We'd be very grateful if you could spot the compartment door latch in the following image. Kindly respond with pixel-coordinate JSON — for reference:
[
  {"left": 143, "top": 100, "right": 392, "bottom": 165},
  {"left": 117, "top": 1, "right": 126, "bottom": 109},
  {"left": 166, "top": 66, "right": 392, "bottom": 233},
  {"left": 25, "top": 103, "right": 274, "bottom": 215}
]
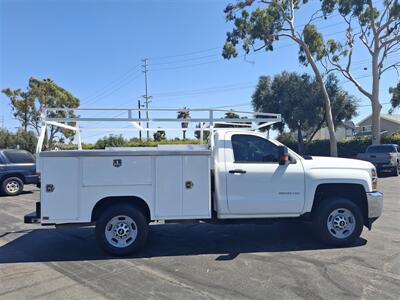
[
  {"left": 185, "top": 181, "right": 194, "bottom": 189},
  {"left": 46, "top": 184, "right": 55, "bottom": 193}
]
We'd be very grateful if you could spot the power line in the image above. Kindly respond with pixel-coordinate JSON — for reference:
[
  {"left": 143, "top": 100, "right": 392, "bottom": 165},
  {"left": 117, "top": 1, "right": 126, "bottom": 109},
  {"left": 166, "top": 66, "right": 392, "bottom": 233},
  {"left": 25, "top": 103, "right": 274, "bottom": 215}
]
[
  {"left": 152, "top": 82, "right": 255, "bottom": 97},
  {"left": 83, "top": 71, "right": 143, "bottom": 106},
  {"left": 148, "top": 27, "right": 363, "bottom": 73},
  {"left": 148, "top": 47, "right": 222, "bottom": 61},
  {"left": 147, "top": 16, "right": 347, "bottom": 62},
  {"left": 82, "top": 64, "right": 141, "bottom": 102}
]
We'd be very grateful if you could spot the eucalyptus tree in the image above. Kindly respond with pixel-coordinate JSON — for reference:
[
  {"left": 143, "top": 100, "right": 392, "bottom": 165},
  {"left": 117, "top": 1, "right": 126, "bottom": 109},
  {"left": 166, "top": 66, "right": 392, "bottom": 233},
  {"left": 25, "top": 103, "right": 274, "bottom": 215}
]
[
  {"left": 223, "top": 0, "right": 339, "bottom": 156},
  {"left": 313, "top": 0, "right": 400, "bottom": 143}
]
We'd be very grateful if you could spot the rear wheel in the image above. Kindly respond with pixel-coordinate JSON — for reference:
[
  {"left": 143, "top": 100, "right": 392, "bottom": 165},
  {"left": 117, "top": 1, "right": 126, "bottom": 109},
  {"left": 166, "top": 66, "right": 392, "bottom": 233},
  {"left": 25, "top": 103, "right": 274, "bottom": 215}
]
[
  {"left": 313, "top": 197, "right": 363, "bottom": 247},
  {"left": 2, "top": 177, "right": 24, "bottom": 196},
  {"left": 95, "top": 204, "right": 149, "bottom": 256}
]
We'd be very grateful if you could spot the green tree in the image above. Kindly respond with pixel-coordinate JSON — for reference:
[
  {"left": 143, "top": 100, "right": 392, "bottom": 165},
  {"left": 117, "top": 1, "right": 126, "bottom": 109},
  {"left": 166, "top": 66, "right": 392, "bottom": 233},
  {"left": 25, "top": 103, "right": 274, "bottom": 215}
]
[
  {"left": 223, "top": 0, "right": 339, "bottom": 156},
  {"left": 252, "top": 72, "right": 357, "bottom": 154},
  {"left": 177, "top": 107, "right": 190, "bottom": 140},
  {"left": 0, "top": 128, "right": 38, "bottom": 153},
  {"left": 94, "top": 135, "right": 127, "bottom": 149},
  {"left": 0, "top": 89, "right": 32, "bottom": 132},
  {"left": 194, "top": 123, "right": 210, "bottom": 141},
  {"left": 224, "top": 110, "right": 240, "bottom": 119},
  {"left": 194, "top": 110, "right": 250, "bottom": 140},
  {"left": 317, "top": 0, "right": 400, "bottom": 144},
  {"left": 153, "top": 129, "right": 167, "bottom": 141},
  {"left": 389, "top": 81, "right": 400, "bottom": 114},
  {"left": 2, "top": 77, "right": 80, "bottom": 149}
]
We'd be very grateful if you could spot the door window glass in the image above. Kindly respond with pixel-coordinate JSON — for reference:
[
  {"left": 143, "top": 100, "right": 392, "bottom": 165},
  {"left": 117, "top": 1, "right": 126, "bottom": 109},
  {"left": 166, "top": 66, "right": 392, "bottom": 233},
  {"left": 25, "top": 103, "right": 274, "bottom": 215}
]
[
  {"left": 3, "top": 150, "right": 35, "bottom": 163},
  {"left": 231, "top": 134, "right": 278, "bottom": 163}
]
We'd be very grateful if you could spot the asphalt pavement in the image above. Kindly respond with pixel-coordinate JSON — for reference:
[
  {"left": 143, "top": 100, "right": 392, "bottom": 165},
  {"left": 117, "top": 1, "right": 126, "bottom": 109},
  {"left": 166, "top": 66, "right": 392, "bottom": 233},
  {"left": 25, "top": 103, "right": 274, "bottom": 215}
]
[{"left": 0, "top": 177, "right": 399, "bottom": 299}]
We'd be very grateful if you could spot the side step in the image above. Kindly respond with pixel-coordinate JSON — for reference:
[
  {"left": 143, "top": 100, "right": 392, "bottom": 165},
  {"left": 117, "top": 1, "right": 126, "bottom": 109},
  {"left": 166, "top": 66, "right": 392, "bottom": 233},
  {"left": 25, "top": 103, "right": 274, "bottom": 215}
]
[{"left": 24, "top": 202, "right": 41, "bottom": 224}]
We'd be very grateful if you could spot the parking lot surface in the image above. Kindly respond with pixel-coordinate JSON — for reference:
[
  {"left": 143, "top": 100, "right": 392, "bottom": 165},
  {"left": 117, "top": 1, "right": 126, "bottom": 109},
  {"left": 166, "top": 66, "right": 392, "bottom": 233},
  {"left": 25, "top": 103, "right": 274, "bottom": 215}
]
[{"left": 0, "top": 177, "right": 399, "bottom": 299}]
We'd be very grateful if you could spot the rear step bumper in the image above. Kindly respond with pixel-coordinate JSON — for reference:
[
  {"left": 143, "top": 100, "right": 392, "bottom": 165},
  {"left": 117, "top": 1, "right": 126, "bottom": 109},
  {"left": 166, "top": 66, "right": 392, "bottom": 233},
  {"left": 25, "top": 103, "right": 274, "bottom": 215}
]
[{"left": 24, "top": 202, "right": 41, "bottom": 224}]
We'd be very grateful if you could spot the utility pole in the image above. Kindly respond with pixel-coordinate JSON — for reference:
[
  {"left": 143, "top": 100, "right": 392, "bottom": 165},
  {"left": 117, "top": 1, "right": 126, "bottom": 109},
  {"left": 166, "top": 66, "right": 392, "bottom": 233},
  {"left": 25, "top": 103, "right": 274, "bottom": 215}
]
[
  {"left": 137, "top": 99, "right": 142, "bottom": 141},
  {"left": 142, "top": 58, "right": 152, "bottom": 140}
]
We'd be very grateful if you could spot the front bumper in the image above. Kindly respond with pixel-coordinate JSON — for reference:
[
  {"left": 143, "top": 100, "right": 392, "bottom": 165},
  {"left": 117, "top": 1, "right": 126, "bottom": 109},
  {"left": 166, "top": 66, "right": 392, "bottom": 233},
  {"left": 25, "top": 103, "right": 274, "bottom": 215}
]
[
  {"left": 366, "top": 191, "right": 383, "bottom": 229},
  {"left": 374, "top": 163, "right": 396, "bottom": 171}
]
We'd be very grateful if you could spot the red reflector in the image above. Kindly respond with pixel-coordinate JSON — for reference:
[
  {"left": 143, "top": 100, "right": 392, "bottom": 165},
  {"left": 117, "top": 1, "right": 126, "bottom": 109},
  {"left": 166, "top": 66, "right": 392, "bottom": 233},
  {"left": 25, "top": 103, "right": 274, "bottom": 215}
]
[{"left": 42, "top": 216, "right": 49, "bottom": 220}]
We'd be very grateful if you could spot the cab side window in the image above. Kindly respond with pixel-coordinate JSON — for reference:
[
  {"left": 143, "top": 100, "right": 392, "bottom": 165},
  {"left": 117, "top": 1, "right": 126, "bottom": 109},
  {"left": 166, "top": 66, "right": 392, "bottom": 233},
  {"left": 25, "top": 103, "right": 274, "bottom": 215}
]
[{"left": 231, "top": 134, "right": 278, "bottom": 163}]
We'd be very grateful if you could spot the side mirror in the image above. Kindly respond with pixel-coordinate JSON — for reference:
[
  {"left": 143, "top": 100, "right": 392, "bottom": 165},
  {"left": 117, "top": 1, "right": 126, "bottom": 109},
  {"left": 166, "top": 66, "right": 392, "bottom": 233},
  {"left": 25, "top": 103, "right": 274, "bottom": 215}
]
[{"left": 278, "top": 145, "right": 289, "bottom": 165}]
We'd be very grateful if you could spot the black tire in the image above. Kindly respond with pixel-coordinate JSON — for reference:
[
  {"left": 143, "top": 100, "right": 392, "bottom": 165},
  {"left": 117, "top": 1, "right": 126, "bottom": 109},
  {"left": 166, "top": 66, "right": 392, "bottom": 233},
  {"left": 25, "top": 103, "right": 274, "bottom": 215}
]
[
  {"left": 2, "top": 177, "right": 24, "bottom": 196},
  {"left": 95, "top": 204, "right": 149, "bottom": 256},
  {"left": 312, "top": 197, "right": 363, "bottom": 247}
]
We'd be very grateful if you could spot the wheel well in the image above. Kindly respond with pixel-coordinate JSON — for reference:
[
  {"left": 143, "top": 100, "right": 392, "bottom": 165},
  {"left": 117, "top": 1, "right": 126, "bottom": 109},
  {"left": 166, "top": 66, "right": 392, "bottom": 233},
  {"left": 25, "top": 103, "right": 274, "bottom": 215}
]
[
  {"left": 312, "top": 183, "right": 368, "bottom": 227},
  {"left": 1, "top": 174, "right": 25, "bottom": 184},
  {"left": 91, "top": 196, "right": 151, "bottom": 223}
]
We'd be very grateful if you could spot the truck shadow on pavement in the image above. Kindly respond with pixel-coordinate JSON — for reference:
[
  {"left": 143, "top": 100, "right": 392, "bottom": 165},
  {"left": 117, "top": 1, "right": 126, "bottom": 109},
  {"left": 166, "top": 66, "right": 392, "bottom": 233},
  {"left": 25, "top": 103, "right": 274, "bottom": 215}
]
[{"left": 0, "top": 222, "right": 367, "bottom": 263}]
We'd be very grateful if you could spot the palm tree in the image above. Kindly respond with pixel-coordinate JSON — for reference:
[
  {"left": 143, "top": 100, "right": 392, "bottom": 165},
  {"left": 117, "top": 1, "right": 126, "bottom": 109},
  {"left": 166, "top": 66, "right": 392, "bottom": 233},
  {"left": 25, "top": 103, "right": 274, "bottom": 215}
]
[
  {"left": 177, "top": 107, "right": 190, "bottom": 140},
  {"left": 224, "top": 110, "right": 240, "bottom": 119}
]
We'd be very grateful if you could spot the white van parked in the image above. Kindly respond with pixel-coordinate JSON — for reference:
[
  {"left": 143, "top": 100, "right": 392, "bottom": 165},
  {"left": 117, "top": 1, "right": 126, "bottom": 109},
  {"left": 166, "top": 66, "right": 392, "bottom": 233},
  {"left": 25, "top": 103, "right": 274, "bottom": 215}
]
[{"left": 25, "top": 108, "right": 383, "bottom": 255}]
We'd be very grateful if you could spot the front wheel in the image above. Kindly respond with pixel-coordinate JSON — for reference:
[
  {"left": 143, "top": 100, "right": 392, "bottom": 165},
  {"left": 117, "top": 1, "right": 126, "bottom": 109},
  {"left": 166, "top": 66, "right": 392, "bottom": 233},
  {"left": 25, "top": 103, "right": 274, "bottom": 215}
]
[
  {"left": 95, "top": 204, "right": 149, "bottom": 256},
  {"left": 2, "top": 177, "right": 24, "bottom": 196},
  {"left": 313, "top": 198, "right": 363, "bottom": 247}
]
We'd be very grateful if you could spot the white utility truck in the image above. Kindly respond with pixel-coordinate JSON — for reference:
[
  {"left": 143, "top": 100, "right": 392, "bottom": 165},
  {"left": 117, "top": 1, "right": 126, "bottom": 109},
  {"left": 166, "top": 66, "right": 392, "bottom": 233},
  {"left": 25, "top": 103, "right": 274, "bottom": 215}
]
[{"left": 25, "top": 108, "right": 383, "bottom": 255}]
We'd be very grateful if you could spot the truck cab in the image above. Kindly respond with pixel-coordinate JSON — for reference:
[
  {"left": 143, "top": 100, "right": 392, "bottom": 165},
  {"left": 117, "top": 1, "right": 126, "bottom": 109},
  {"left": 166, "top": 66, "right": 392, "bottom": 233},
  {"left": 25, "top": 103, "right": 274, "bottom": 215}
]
[{"left": 213, "top": 130, "right": 381, "bottom": 225}]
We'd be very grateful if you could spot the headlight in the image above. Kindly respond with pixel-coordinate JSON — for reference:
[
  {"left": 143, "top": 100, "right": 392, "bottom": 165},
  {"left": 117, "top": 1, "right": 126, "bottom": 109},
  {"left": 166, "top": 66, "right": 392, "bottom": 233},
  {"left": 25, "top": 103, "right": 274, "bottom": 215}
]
[{"left": 371, "top": 168, "right": 378, "bottom": 190}]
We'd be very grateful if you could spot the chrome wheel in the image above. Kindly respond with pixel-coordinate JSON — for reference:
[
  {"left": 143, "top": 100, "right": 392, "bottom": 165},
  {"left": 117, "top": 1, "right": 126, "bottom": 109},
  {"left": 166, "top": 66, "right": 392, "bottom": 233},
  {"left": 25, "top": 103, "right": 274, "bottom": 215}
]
[
  {"left": 105, "top": 215, "right": 138, "bottom": 248},
  {"left": 6, "top": 180, "right": 20, "bottom": 194},
  {"left": 327, "top": 208, "right": 356, "bottom": 239}
]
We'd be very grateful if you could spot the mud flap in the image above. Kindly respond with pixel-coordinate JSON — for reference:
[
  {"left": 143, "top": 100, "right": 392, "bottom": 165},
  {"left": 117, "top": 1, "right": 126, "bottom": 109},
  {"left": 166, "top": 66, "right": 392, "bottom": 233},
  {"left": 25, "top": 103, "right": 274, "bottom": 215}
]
[{"left": 24, "top": 202, "right": 41, "bottom": 224}]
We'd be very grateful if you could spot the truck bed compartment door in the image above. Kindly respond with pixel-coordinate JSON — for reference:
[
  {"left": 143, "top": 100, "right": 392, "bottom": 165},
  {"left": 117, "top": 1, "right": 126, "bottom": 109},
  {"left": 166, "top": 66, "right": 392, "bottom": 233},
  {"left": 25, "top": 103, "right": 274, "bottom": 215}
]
[
  {"left": 182, "top": 156, "right": 211, "bottom": 217},
  {"left": 155, "top": 155, "right": 211, "bottom": 219},
  {"left": 41, "top": 157, "right": 79, "bottom": 221},
  {"left": 155, "top": 156, "right": 182, "bottom": 217}
]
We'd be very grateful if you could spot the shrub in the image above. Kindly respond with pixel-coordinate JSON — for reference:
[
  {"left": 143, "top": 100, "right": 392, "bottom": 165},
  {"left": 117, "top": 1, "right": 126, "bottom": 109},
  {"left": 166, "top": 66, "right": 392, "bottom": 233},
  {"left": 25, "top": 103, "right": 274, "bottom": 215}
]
[
  {"left": 0, "top": 128, "right": 38, "bottom": 153},
  {"left": 280, "top": 134, "right": 400, "bottom": 157}
]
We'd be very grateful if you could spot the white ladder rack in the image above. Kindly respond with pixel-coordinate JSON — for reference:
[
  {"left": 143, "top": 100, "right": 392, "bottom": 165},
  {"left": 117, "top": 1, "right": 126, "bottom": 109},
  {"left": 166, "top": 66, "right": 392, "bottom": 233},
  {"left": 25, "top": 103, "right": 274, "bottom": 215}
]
[{"left": 36, "top": 107, "right": 282, "bottom": 153}]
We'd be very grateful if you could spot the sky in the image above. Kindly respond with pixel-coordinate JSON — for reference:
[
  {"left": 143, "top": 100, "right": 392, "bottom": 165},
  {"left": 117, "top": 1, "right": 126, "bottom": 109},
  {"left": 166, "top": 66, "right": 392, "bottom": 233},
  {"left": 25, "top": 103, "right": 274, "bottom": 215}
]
[{"left": 0, "top": 0, "right": 398, "bottom": 142}]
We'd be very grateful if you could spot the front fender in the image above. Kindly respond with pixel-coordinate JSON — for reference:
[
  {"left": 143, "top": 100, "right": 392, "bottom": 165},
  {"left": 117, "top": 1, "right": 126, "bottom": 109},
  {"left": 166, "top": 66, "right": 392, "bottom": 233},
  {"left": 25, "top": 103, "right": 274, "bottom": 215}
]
[{"left": 303, "top": 168, "right": 371, "bottom": 213}]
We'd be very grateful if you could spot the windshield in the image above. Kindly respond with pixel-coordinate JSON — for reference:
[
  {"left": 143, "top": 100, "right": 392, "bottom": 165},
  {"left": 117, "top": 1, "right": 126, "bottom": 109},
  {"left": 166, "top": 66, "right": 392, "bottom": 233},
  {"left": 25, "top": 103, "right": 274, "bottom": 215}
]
[{"left": 366, "top": 145, "right": 396, "bottom": 154}]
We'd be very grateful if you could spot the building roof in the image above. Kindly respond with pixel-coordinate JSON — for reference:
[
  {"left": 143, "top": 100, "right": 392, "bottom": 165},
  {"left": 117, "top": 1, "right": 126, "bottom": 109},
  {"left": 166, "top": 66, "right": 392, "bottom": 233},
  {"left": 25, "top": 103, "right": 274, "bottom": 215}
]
[
  {"left": 357, "top": 114, "right": 400, "bottom": 126},
  {"left": 382, "top": 114, "right": 400, "bottom": 124}
]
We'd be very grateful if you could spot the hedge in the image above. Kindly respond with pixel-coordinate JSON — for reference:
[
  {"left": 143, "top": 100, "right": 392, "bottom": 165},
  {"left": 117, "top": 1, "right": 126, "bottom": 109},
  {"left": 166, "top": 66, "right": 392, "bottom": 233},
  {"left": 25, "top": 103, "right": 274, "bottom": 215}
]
[
  {"left": 282, "top": 133, "right": 400, "bottom": 158},
  {"left": 58, "top": 138, "right": 200, "bottom": 150}
]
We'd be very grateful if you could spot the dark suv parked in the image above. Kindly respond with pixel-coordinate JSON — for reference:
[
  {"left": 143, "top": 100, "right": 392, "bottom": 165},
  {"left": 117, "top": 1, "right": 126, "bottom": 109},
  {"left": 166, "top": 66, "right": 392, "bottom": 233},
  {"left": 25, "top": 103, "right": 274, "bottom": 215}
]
[{"left": 0, "top": 149, "right": 38, "bottom": 196}]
